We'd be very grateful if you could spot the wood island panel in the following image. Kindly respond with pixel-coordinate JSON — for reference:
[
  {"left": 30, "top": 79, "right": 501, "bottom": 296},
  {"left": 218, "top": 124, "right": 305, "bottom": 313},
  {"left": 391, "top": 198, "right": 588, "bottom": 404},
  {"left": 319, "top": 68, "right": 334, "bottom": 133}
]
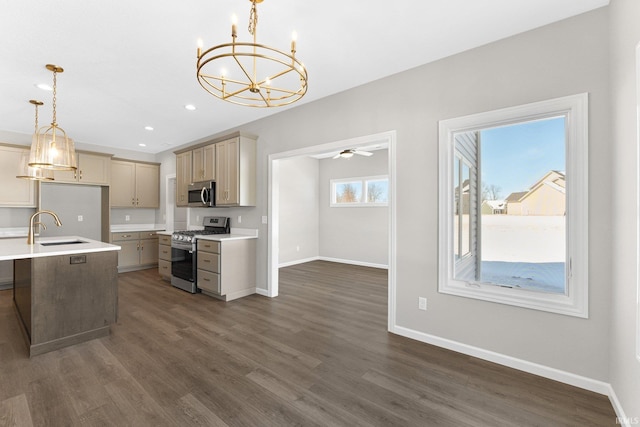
[{"left": 13, "top": 250, "right": 118, "bottom": 357}]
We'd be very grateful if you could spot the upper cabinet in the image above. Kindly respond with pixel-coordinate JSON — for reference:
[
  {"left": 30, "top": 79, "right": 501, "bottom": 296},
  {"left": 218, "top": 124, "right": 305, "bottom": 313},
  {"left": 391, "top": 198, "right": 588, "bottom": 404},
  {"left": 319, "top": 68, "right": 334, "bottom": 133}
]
[
  {"left": 111, "top": 160, "right": 160, "bottom": 208},
  {"left": 192, "top": 144, "right": 215, "bottom": 182},
  {"left": 0, "top": 144, "right": 36, "bottom": 207},
  {"left": 175, "top": 132, "right": 256, "bottom": 208},
  {"left": 215, "top": 135, "right": 256, "bottom": 207},
  {"left": 54, "top": 152, "right": 111, "bottom": 185},
  {"left": 175, "top": 151, "right": 192, "bottom": 207}
]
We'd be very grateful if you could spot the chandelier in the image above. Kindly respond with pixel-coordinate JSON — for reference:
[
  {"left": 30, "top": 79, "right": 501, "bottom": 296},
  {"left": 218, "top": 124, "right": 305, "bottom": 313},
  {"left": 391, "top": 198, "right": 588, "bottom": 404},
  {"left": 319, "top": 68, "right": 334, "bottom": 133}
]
[
  {"left": 16, "top": 100, "right": 54, "bottom": 181},
  {"left": 28, "top": 64, "right": 77, "bottom": 170},
  {"left": 196, "top": 0, "right": 308, "bottom": 108}
]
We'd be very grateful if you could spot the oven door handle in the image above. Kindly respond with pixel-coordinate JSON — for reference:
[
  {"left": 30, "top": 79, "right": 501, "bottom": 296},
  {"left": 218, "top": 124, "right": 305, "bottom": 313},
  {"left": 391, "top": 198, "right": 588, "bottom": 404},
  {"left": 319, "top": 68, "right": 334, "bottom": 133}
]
[{"left": 200, "top": 187, "right": 209, "bottom": 205}]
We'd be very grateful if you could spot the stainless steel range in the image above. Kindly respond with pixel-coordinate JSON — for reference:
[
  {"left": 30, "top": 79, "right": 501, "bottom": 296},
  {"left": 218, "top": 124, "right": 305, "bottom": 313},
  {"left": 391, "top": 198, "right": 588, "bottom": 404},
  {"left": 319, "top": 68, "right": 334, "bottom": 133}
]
[{"left": 170, "top": 216, "right": 230, "bottom": 293}]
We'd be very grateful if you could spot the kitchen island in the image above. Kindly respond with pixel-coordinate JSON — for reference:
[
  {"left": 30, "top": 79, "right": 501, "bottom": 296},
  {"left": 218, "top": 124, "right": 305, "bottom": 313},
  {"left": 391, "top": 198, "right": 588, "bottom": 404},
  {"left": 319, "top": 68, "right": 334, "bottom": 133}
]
[{"left": 0, "top": 236, "right": 120, "bottom": 357}]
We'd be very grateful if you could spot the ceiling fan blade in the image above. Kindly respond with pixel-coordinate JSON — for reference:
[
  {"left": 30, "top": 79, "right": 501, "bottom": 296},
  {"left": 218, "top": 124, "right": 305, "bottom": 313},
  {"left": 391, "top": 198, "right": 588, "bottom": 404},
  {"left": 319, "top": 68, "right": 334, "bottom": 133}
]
[{"left": 354, "top": 150, "right": 373, "bottom": 156}]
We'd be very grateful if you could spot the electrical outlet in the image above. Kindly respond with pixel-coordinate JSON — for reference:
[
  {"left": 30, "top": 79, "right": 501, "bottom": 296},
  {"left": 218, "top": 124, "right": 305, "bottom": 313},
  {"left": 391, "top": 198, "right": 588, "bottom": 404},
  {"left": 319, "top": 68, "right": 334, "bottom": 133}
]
[
  {"left": 237, "top": 215, "right": 242, "bottom": 224},
  {"left": 196, "top": 215, "right": 200, "bottom": 222},
  {"left": 296, "top": 245, "right": 300, "bottom": 252},
  {"left": 418, "top": 297, "right": 427, "bottom": 311},
  {"left": 125, "top": 215, "right": 130, "bottom": 222},
  {"left": 261, "top": 216, "right": 268, "bottom": 224},
  {"left": 77, "top": 215, "right": 83, "bottom": 222}
]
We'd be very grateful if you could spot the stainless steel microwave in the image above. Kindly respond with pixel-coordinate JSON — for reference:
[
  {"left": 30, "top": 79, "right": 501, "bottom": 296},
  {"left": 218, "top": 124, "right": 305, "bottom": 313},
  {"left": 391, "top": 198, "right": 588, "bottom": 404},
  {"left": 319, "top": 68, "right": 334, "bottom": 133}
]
[{"left": 187, "top": 181, "right": 216, "bottom": 207}]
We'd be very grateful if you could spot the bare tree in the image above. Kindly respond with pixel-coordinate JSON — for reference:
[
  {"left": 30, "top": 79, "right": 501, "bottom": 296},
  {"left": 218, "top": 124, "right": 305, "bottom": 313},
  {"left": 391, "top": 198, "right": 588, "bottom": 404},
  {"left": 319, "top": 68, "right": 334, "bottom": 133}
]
[
  {"left": 367, "top": 183, "right": 383, "bottom": 202},
  {"left": 482, "top": 182, "right": 502, "bottom": 201},
  {"left": 337, "top": 183, "right": 359, "bottom": 203}
]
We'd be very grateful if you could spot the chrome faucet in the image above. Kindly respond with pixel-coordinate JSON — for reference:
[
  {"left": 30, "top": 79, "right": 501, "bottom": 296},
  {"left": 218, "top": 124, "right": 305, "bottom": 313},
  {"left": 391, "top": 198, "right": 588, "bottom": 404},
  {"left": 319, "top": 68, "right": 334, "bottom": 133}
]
[{"left": 27, "top": 210, "right": 62, "bottom": 245}]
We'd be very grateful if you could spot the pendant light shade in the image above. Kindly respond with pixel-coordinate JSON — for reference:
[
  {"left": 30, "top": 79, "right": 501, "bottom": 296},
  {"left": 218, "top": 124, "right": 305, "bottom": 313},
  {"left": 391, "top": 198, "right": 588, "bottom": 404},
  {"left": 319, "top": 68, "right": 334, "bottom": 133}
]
[
  {"left": 16, "top": 100, "right": 54, "bottom": 181},
  {"left": 28, "top": 64, "right": 77, "bottom": 171}
]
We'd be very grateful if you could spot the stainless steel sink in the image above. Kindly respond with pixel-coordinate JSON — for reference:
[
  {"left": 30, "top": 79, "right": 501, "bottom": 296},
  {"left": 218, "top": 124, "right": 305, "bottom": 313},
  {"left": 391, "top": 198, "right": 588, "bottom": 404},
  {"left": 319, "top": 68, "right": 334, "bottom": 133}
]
[{"left": 39, "top": 240, "right": 88, "bottom": 246}]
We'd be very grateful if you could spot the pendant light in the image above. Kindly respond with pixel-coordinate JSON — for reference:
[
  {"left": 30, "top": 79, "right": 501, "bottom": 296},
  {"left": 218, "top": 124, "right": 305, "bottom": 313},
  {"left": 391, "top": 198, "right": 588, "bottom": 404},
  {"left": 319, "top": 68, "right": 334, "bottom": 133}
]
[
  {"left": 28, "top": 64, "right": 77, "bottom": 171},
  {"left": 16, "top": 100, "right": 54, "bottom": 181}
]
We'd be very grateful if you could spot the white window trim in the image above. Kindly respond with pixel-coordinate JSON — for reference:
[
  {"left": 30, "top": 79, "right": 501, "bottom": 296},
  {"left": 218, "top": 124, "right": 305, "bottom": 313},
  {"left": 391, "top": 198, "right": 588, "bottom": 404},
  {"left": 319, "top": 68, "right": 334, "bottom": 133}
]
[
  {"left": 438, "top": 93, "right": 589, "bottom": 318},
  {"left": 330, "top": 175, "right": 389, "bottom": 207}
]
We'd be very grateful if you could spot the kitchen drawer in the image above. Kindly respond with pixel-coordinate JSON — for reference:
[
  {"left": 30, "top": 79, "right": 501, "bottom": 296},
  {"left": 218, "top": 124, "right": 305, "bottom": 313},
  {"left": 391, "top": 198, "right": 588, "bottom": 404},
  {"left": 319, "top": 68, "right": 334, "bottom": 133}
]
[
  {"left": 197, "top": 269, "right": 220, "bottom": 294},
  {"left": 158, "top": 244, "right": 171, "bottom": 261},
  {"left": 140, "top": 231, "right": 158, "bottom": 240},
  {"left": 197, "top": 240, "right": 220, "bottom": 254},
  {"left": 159, "top": 234, "right": 171, "bottom": 245},
  {"left": 197, "top": 251, "right": 219, "bottom": 273},
  {"left": 158, "top": 259, "right": 171, "bottom": 278},
  {"left": 112, "top": 232, "right": 140, "bottom": 242}
]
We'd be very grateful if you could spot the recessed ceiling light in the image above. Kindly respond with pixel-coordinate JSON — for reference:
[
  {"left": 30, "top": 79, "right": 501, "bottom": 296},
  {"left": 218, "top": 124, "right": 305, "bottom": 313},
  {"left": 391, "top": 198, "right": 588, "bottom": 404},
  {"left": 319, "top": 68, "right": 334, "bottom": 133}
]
[
  {"left": 139, "top": 143, "right": 147, "bottom": 147},
  {"left": 184, "top": 104, "right": 196, "bottom": 111},
  {"left": 144, "top": 126, "right": 154, "bottom": 131},
  {"left": 35, "top": 83, "right": 52, "bottom": 91}
]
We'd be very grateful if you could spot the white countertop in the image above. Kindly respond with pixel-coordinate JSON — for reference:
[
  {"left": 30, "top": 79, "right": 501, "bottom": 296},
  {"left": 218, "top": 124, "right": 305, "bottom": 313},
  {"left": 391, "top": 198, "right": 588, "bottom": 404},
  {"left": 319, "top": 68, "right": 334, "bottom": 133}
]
[
  {"left": 0, "top": 236, "right": 121, "bottom": 261},
  {"left": 0, "top": 228, "right": 30, "bottom": 238},
  {"left": 110, "top": 224, "right": 166, "bottom": 232},
  {"left": 197, "top": 234, "right": 258, "bottom": 242},
  {"left": 156, "top": 228, "right": 258, "bottom": 241}
]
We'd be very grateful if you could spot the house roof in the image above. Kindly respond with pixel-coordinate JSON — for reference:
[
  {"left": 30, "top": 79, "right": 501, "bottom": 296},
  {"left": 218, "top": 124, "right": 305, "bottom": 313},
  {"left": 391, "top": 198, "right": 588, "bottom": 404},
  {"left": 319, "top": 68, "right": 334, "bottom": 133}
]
[{"left": 506, "top": 192, "right": 528, "bottom": 203}]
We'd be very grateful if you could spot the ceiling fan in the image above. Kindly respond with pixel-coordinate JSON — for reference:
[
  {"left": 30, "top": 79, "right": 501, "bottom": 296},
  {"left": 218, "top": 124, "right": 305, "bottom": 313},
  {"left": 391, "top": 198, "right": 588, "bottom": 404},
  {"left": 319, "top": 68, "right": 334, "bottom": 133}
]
[{"left": 332, "top": 148, "right": 373, "bottom": 159}]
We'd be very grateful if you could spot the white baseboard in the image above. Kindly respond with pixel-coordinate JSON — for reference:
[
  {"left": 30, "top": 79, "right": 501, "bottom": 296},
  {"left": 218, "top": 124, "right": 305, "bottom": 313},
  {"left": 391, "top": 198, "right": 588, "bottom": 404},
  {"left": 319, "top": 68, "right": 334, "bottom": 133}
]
[
  {"left": 608, "top": 385, "right": 635, "bottom": 427},
  {"left": 255, "top": 287, "right": 270, "bottom": 297},
  {"left": 318, "top": 256, "right": 388, "bottom": 270},
  {"left": 278, "top": 256, "right": 388, "bottom": 270},
  {"left": 391, "top": 324, "right": 611, "bottom": 396},
  {"left": 278, "top": 256, "right": 320, "bottom": 268}
]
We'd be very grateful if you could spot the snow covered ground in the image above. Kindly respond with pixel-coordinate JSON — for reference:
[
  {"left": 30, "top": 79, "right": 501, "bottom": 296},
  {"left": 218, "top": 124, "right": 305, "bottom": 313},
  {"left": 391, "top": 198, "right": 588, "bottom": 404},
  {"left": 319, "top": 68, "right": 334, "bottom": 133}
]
[{"left": 480, "top": 215, "right": 565, "bottom": 293}]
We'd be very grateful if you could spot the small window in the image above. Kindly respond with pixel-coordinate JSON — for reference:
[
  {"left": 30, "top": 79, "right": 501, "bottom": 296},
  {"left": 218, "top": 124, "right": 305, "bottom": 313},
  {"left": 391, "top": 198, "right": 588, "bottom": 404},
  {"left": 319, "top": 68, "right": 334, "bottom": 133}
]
[
  {"left": 331, "top": 175, "right": 388, "bottom": 207},
  {"left": 438, "top": 94, "right": 588, "bottom": 318}
]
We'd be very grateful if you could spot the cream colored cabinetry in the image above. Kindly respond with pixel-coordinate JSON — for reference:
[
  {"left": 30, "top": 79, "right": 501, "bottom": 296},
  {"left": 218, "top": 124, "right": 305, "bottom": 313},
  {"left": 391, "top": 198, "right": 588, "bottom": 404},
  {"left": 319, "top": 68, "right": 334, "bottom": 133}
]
[
  {"left": 112, "top": 231, "right": 159, "bottom": 272},
  {"left": 215, "top": 135, "right": 256, "bottom": 206},
  {"left": 176, "top": 151, "right": 192, "bottom": 207},
  {"left": 196, "top": 238, "right": 256, "bottom": 301},
  {"left": 0, "top": 145, "right": 36, "bottom": 207},
  {"left": 192, "top": 144, "right": 215, "bottom": 182},
  {"left": 158, "top": 234, "right": 171, "bottom": 280},
  {"left": 54, "top": 152, "right": 111, "bottom": 185},
  {"left": 111, "top": 160, "right": 160, "bottom": 208}
]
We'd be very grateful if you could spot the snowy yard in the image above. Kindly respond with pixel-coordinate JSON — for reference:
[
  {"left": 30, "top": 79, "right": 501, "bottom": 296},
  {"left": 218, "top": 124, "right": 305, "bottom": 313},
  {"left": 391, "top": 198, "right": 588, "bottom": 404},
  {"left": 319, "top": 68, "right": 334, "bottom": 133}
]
[{"left": 481, "top": 215, "right": 565, "bottom": 293}]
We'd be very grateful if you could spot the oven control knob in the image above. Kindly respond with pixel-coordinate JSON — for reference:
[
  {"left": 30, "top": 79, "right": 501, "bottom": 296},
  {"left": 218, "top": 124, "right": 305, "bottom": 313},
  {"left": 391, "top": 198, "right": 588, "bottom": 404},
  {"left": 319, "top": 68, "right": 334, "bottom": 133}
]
[{"left": 178, "top": 235, "right": 184, "bottom": 241}]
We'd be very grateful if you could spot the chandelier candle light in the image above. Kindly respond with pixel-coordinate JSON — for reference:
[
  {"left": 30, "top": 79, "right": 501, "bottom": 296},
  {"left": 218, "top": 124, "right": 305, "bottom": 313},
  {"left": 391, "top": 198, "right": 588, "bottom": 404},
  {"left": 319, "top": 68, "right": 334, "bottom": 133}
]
[
  {"left": 196, "top": 0, "right": 308, "bottom": 107},
  {"left": 16, "top": 100, "right": 54, "bottom": 181},
  {"left": 28, "top": 64, "right": 77, "bottom": 171}
]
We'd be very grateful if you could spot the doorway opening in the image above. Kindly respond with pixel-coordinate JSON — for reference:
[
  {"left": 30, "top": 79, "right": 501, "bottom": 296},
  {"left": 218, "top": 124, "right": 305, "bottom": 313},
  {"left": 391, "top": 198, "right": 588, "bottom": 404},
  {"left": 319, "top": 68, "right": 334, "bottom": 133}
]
[{"left": 267, "top": 131, "right": 397, "bottom": 330}]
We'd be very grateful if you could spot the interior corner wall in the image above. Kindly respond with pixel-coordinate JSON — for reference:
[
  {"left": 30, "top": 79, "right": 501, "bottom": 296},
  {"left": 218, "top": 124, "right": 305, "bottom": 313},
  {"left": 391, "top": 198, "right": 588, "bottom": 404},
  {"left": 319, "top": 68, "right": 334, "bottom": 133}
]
[
  {"left": 277, "top": 156, "right": 320, "bottom": 265},
  {"left": 318, "top": 150, "right": 389, "bottom": 267},
  {"left": 155, "top": 7, "right": 611, "bottom": 384},
  {"left": 609, "top": 0, "right": 640, "bottom": 420}
]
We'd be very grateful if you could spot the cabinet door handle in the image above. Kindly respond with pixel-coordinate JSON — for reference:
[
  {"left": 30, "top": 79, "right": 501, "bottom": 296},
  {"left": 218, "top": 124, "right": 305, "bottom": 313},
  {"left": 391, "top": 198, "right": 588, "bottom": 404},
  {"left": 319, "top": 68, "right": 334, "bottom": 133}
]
[
  {"left": 132, "top": 198, "right": 135, "bottom": 205},
  {"left": 122, "top": 234, "right": 131, "bottom": 238},
  {"left": 79, "top": 170, "right": 83, "bottom": 180},
  {"left": 204, "top": 278, "right": 211, "bottom": 282},
  {"left": 204, "top": 259, "right": 210, "bottom": 263}
]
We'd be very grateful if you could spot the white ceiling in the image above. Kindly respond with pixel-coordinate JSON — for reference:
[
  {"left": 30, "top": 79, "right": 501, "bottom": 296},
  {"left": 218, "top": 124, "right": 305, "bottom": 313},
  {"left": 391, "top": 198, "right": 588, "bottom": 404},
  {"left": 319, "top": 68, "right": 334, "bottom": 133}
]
[{"left": 0, "top": 0, "right": 608, "bottom": 155}]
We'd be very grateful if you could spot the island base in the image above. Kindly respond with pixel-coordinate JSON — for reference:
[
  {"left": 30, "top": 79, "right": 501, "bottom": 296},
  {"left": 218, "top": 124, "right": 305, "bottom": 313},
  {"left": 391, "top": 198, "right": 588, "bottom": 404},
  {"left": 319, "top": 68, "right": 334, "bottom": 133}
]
[{"left": 13, "top": 251, "right": 118, "bottom": 357}]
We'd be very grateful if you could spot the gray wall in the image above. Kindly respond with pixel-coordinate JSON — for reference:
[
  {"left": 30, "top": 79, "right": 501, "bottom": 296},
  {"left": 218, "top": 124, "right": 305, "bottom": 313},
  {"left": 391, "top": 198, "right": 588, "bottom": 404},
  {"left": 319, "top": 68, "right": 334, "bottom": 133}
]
[
  {"left": 156, "top": 8, "right": 612, "bottom": 382},
  {"left": 319, "top": 150, "right": 388, "bottom": 266},
  {"left": 609, "top": 0, "right": 640, "bottom": 419},
  {"left": 278, "top": 156, "right": 319, "bottom": 265},
  {"left": 40, "top": 182, "right": 102, "bottom": 241}
]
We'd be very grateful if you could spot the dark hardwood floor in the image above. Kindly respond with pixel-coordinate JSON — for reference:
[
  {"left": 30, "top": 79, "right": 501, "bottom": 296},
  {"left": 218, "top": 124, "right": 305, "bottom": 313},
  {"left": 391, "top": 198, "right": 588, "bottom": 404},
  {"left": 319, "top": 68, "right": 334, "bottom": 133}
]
[{"left": 0, "top": 261, "right": 616, "bottom": 426}]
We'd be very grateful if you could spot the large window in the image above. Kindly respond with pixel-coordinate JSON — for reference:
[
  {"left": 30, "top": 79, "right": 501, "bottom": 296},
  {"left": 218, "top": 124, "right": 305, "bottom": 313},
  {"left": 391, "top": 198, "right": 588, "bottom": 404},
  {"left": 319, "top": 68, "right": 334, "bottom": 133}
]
[
  {"left": 331, "top": 175, "right": 388, "bottom": 207},
  {"left": 438, "top": 94, "right": 588, "bottom": 317}
]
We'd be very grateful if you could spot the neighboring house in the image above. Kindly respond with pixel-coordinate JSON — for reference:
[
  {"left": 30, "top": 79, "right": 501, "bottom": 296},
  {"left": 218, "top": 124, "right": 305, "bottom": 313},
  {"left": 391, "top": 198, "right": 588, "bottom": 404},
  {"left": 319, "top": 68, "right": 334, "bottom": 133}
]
[
  {"left": 505, "top": 191, "right": 528, "bottom": 215},
  {"left": 506, "top": 171, "right": 566, "bottom": 215},
  {"left": 481, "top": 199, "right": 506, "bottom": 215}
]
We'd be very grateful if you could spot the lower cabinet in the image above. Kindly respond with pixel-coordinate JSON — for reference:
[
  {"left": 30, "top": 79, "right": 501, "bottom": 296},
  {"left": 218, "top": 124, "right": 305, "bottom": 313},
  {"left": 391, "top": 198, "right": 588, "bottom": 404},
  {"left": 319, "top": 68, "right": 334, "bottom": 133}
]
[
  {"left": 196, "top": 238, "right": 256, "bottom": 301},
  {"left": 158, "top": 234, "right": 171, "bottom": 280},
  {"left": 111, "top": 231, "right": 159, "bottom": 272}
]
